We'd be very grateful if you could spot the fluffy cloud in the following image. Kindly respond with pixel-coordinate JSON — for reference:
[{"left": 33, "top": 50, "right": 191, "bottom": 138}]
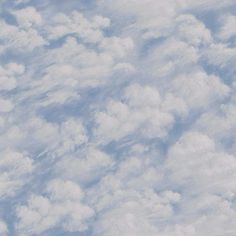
[
  {"left": 217, "top": 14, "right": 236, "bottom": 41},
  {"left": 204, "top": 43, "right": 236, "bottom": 78},
  {"left": 92, "top": 185, "right": 180, "bottom": 236},
  {"left": 174, "top": 14, "right": 212, "bottom": 46},
  {"left": 0, "top": 98, "right": 14, "bottom": 113},
  {"left": 16, "top": 179, "right": 94, "bottom": 235},
  {"left": 145, "top": 38, "right": 199, "bottom": 77},
  {"left": 194, "top": 101, "right": 236, "bottom": 153},
  {"left": 0, "top": 149, "right": 34, "bottom": 199},
  {"left": 0, "top": 19, "right": 46, "bottom": 53},
  {"left": 0, "top": 63, "right": 25, "bottom": 91},
  {"left": 12, "top": 6, "right": 42, "bottom": 29},
  {"left": 0, "top": 0, "right": 235, "bottom": 236},
  {"left": 169, "top": 70, "right": 229, "bottom": 110},
  {"left": 167, "top": 131, "right": 236, "bottom": 196},
  {"left": 95, "top": 83, "right": 187, "bottom": 143},
  {"left": 46, "top": 11, "right": 110, "bottom": 43},
  {"left": 26, "top": 25, "right": 133, "bottom": 107},
  {"left": 54, "top": 147, "right": 113, "bottom": 185}
]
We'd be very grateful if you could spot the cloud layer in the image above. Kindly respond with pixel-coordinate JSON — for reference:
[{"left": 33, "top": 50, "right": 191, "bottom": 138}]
[{"left": 0, "top": 0, "right": 235, "bottom": 235}]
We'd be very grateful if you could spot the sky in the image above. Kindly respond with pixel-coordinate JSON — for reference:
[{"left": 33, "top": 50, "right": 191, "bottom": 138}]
[{"left": 0, "top": 0, "right": 235, "bottom": 235}]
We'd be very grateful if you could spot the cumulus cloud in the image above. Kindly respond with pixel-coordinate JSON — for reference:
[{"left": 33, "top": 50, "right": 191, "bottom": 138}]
[
  {"left": 54, "top": 147, "right": 114, "bottom": 185},
  {"left": 217, "top": 14, "right": 236, "bottom": 41},
  {"left": 167, "top": 131, "right": 236, "bottom": 195},
  {"left": 0, "top": 0, "right": 235, "bottom": 235},
  {"left": 92, "top": 190, "right": 179, "bottom": 236},
  {"left": 0, "top": 63, "right": 25, "bottom": 91},
  {"left": 12, "top": 6, "right": 42, "bottom": 29},
  {"left": 169, "top": 70, "right": 230, "bottom": 110},
  {"left": 0, "top": 19, "right": 46, "bottom": 53},
  {"left": 95, "top": 83, "right": 187, "bottom": 143},
  {"left": 16, "top": 179, "right": 94, "bottom": 235},
  {"left": 46, "top": 11, "right": 110, "bottom": 43},
  {"left": 0, "top": 149, "right": 34, "bottom": 199}
]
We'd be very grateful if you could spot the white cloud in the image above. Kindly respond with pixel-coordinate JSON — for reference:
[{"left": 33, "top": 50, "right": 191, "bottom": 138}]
[
  {"left": 54, "top": 147, "right": 113, "bottom": 184},
  {"left": 217, "top": 14, "right": 236, "bottom": 41},
  {"left": 204, "top": 43, "right": 236, "bottom": 73},
  {"left": 92, "top": 188, "right": 180, "bottom": 236},
  {"left": 98, "top": 0, "right": 179, "bottom": 39},
  {"left": 99, "top": 36, "right": 134, "bottom": 59},
  {"left": 146, "top": 38, "right": 199, "bottom": 77},
  {"left": 56, "top": 118, "right": 88, "bottom": 156},
  {"left": 174, "top": 14, "right": 212, "bottom": 46},
  {"left": 0, "top": 19, "right": 46, "bottom": 53},
  {"left": 0, "top": 220, "right": 8, "bottom": 236},
  {"left": 16, "top": 179, "right": 94, "bottom": 235},
  {"left": 193, "top": 101, "right": 236, "bottom": 154},
  {"left": 0, "top": 63, "right": 25, "bottom": 91},
  {"left": 26, "top": 34, "right": 133, "bottom": 107},
  {"left": 0, "top": 116, "right": 87, "bottom": 159},
  {"left": 167, "top": 131, "right": 236, "bottom": 196},
  {"left": 95, "top": 83, "right": 187, "bottom": 143},
  {"left": 0, "top": 1, "right": 235, "bottom": 235},
  {"left": 0, "top": 149, "right": 34, "bottom": 199},
  {"left": 46, "top": 11, "right": 110, "bottom": 43},
  {"left": 0, "top": 98, "right": 14, "bottom": 113},
  {"left": 170, "top": 70, "right": 230, "bottom": 110},
  {"left": 12, "top": 7, "right": 42, "bottom": 29}
]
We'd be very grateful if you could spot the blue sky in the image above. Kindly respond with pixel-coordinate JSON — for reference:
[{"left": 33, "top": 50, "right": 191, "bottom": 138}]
[{"left": 0, "top": 0, "right": 236, "bottom": 235}]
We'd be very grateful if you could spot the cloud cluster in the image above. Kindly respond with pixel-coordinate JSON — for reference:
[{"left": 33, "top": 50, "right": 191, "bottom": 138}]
[
  {"left": 0, "top": 0, "right": 235, "bottom": 235},
  {"left": 16, "top": 179, "right": 94, "bottom": 235},
  {"left": 95, "top": 83, "right": 187, "bottom": 143}
]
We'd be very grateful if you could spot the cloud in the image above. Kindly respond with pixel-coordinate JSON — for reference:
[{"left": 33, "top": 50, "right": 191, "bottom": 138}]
[
  {"left": 0, "top": 220, "right": 8, "bottom": 236},
  {"left": 169, "top": 70, "right": 230, "bottom": 110},
  {"left": 174, "top": 14, "right": 212, "bottom": 46},
  {"left": 46, "top": 11, "right": 110, "bottom": 43},
  {"left": 167, "top": 131, "right": 236, "bottom": 196},
  {"left": 0, "top": 19, "right": 46, "bottom": 53},
  {"left": 16, "top": 179, "right": 94, "bottom": 235},
  {"left": 0, "top": 0, "right": 235, "bottom": 235},
  {"left": 217, "top": 14, "right": 236, "bottom": 41},
  {"left": 0, "top": 63, "right": 24, "bottom": 91},
  {"left": 12, "top": 6, "right": 42, "bottom": 29},
  {"left": 0, "top": 149, "right": 34, "bottom": 199},
  {"left": 203, "top": 43, "right": 236, "bottom": 77},
  {"left": 94, "top": 83, "right": 187, "bottom": 143},
  {"left": 0, "top": 98, "right": 14, "bottom": 113},
  {"left": 54, "top": 147, "right": 114, "bottom": 185},
  {"left": 92, "top": 187, "right": 180, "bottom": 236}
]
